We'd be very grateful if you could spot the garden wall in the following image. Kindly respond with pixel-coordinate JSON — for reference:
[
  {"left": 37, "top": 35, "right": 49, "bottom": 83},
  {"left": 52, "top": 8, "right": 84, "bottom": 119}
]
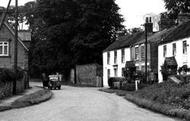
[{"left": 76, "top": 64, "right": 103, "bottom": 87}]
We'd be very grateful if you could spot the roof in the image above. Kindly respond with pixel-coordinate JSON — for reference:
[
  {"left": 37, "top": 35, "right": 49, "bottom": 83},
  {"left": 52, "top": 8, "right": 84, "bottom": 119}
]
[
  {"left": 18, "top": 31, "right": 31, "bottom": 41},
  {"left": 103, "top": 32, "right": 144, "bottom": 52},
  {"left": 133, "top": 27, "right": 176, "bottom": 45},
  {"left": 159, "top": 21, "right": 190, "bottom": 45}
]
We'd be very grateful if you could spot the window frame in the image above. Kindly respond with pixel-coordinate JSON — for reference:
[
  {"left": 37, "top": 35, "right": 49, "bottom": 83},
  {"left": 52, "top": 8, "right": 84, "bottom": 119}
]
[
  {"left": 107, "top": 52, "right": 110, "bottom": 64},
  {"left": 135, "top": 46, "right": 139, "bottom": 60},
  {"left": 114, "top": 50, "right": 117, "bottom": 64},
  {"left": 121, "top": 49, "right": 125, "bottom": 63},
  {"left": 183, "top": 40, "right": 187, "bottom": 55},
  {"left": 0, "top": 41, "right": 9, "bottom": 56},
  {"left": 141, "top": 45, "right": 145, "bottom": 61},
  {"left": 172, "top": 43, "right": 176, "bottom": 56},
  {"left": 163, "top": 45, "right": 167, "bottom": 57}
]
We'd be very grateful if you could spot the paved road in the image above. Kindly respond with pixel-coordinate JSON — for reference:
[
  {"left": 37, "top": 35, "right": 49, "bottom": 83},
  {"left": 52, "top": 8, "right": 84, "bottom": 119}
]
[{"left": 0, "top": 82, "right": 182, "bottom": 121}]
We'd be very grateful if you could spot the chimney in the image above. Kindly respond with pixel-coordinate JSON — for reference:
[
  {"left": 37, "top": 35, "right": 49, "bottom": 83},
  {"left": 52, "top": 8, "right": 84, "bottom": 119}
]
[
  {"left": 145, "top": 17, "right": 153, "bottom": 33},
  {"left": 177, "top": 13, "right": 190, "bottom": 24}
]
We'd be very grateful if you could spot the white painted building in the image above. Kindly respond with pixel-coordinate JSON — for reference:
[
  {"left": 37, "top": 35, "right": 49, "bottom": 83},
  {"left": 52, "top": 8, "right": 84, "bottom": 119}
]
[
  {"left": 103, "top": 33, "right": 144, "bottom": 87},
  {"left": 103, "top": 48, "right": 131, "bottom": 87},
  {"left": 158, "top": 21, "right": 190, "bottom": 82}
]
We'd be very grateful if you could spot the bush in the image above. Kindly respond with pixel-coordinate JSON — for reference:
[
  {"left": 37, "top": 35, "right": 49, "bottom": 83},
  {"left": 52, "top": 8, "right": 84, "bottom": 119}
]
[
  {"left": 121, "top": 81, "right": 148, "bottom": 91},
  {"left": 0, "top": 68, "right": 26, "bottom": 82},
  {"left": 0, "top": 68, "right": 16, "bottom": 82},
  {"left": 108, "top": 77, "right": 126, "bottom": 88}
]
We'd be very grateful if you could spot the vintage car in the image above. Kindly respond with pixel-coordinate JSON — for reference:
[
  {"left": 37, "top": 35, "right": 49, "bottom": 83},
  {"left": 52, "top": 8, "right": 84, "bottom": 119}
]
[{"left": 48, "top": 74, "right": 61, "bottom": 90}]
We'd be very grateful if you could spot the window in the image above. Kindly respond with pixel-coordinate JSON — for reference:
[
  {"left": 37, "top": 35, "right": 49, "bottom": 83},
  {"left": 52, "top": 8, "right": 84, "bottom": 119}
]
[
  {"left": 135, "top": 47, "right": 139, "bottom": 60},
  {"left": 0, "top": 42, "right": 9, "bottom": 56},
  {"left": 141, "top": 45, "right": 145, "bottom": 61},
  {"left": 163, "top": 45, "right": 167, "bottom": 57},
  {"left": 114, "top": 68, "right": 118, "bottom": 77},
  {"left": 183, "top": 41, "right": 187, "bottom": 54},
  {"left": 122, "top": 68, "right": 125, "bottom": 77},
  {"left": 172, "top": 43, "right": 176, "bottom": 56},
  {"left": 114, "top": 50, "right": 117, "bottom": 64},
  {"left": 107, "top": 69, "right": 110, "bottom": 79},
  {"left": 121, "top": 49, "right": 125, "bottom": 63},
  {"left": 107, "top": 52, "right": 110, "bottom": 64}
]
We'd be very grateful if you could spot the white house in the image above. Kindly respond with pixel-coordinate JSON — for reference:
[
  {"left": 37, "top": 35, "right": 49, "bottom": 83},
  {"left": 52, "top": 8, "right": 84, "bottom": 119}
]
[
  {"left": 103, "top": 33, "right": 144, "bottom": 87},
  {"left": 158, "top": 20, "right": 190, "bottom": 82}
]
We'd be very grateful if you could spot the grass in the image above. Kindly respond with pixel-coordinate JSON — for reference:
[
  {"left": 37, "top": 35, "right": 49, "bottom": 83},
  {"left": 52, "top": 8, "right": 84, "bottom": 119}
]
[
  {"left": 100, "top": 81, "right": 190, "bottom": 120},
  {"left": 11, "top": 89, "right": 52, "bottom": 108}
]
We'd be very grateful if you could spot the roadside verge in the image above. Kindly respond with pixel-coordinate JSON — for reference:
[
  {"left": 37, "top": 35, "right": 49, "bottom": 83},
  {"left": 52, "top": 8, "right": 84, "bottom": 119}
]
[
  {"left": 100, "top": 88, "right": 190, "bottom": 121},
  {"left": 0, "top": 88, "right": 53, "bottom": 112}
]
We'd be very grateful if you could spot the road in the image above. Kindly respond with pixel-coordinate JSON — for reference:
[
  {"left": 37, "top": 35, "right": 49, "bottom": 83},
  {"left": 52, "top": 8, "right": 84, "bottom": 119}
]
[{"left": 0, "top": 82, "right": 182, "bottom": 121}]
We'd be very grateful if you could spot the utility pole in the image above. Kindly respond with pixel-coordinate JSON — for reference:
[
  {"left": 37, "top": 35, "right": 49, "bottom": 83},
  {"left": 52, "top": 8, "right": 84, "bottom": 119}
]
[
  {"left": 13, "top": 0, "right": 18, "bottom": 94},
  {"left": 145, "top": 18, "right": 148, "bottom": 83}
]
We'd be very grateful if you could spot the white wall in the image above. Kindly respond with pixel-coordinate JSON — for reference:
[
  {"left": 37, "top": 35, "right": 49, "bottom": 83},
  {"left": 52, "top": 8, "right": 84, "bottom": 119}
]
[
  {"left": 158, "top": 37, "right": 190, "bottom": 82},
  {"left": 103, "top": 48, "right": 131, "bottom": 87}
]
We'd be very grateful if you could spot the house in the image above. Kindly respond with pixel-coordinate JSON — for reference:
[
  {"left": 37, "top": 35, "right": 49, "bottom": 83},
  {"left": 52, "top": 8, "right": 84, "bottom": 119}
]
[
  {"left": 0, "top": 15, "right": 30, "bottom": 70},
  {"left": 130, "top": 26, "right": 175, "bottom": 75},
  {"left": 158, "top": 14, "right": 190, "bottom": 82},
  {"left": 102, "top": 32, "right": 144, "bottom": 87}
]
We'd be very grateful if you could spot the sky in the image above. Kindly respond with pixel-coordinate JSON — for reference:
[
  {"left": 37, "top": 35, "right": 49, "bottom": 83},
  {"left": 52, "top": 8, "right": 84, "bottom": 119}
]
[{"left": 1, "top": 0, "right": 166, "bottom": 29}]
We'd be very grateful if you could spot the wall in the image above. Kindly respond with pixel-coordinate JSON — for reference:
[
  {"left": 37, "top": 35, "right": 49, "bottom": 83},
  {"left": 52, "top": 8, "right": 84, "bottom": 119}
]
[
  {"left": 76, "top": 64, "right": 103, "bottom": 87},
  {"left": 158, "top": 37, "right": 190, "bottom": 82},
  {"left": 103, "top": 47, "right": 131, "bottom": 87}
]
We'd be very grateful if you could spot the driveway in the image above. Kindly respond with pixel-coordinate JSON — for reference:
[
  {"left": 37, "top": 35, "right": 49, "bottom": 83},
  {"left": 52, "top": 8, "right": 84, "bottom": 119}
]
[{"left": 0, "top": 82, "right": 182, "bottom": 121}]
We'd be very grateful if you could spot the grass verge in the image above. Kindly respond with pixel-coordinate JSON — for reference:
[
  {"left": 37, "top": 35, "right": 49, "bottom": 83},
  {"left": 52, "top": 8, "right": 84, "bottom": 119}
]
[{"left": 11, "top": 89, "right": 52, "bottom": 108}]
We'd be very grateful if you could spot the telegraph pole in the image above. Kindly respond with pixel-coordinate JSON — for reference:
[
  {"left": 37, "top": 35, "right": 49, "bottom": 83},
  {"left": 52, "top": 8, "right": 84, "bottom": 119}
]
[
  {"left": 13, "top": 0, "right": 18, "bottom": 94},
  {"left": 145, "top": 18, "right": 148, "bottom": 83}
]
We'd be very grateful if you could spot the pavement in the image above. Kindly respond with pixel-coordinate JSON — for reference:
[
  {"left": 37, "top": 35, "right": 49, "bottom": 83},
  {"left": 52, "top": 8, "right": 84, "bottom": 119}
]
[
  {"left": 0, "top": 82, "right": 52, "bottom": 111},
  {"left": 0, "top": 82, "right": 182, "bottom": 121}
]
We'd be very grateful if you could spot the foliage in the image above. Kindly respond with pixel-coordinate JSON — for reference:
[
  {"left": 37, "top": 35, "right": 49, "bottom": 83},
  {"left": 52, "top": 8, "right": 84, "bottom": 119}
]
[
  {"left": 164, "top": 0, "right": 190, "bottom": 19},
  {"left": 28, "top": 0, "right": 124, "bottom": 77},
  {"left": 108, "top": 77, "right": 126, "bottom": 88},
  {"left": 132, "top": 81, "right": 190, "bottom": 110},
  {"left": 0, "top": 68, "right": 25, "bottom": 82},
  {"left": 0, "top": 68, "right": 15, "bottom": 82}
]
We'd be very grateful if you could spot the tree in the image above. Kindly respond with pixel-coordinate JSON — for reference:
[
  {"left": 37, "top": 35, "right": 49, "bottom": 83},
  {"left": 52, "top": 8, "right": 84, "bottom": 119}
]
[
  {"left": 29, "top": 0, "right": 124, "bottom": 77},
  {"left": 164, "top": 0, "right": 190, "bottom": 19}
]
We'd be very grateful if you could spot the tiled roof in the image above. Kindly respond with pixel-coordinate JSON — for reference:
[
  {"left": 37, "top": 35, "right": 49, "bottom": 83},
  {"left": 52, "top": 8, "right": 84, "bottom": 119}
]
[
  {"left": 133, "top": 27, "right": 176, "bottom": 45},
  {"left": 159, "top": 21, "right": 190, "bottom": 45},
  {"left": 103, "top": 32, "right": 145, "bottom": 52},
  {"left": 18, "top": 31, "right": 31, "bottom": 41}
]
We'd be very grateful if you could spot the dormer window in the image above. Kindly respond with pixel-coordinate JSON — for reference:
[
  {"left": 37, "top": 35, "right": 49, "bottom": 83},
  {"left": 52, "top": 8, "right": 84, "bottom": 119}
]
[{"left": 0, "top": 42, "right": 9, "bottom": 56}]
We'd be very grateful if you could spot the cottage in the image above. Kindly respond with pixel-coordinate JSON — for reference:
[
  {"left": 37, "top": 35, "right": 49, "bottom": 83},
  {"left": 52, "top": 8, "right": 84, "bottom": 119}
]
[
  {"left": 102, "top": 33, "right": 144, "bottom": 87},
  {"left": 158, "top": 19, "right": 190, "bottom": 82},
  {"left": 0, "top": 15, "right": 30, "bottom": 70}
]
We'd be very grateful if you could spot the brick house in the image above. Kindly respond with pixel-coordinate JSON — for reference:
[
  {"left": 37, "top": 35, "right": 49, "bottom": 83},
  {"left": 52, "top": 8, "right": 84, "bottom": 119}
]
[
  {"left": 0, "top": 20, "right": 30, "bottom": 70},
  {"left": 130, "top": 28, "right": 174, "bottom": 74}
]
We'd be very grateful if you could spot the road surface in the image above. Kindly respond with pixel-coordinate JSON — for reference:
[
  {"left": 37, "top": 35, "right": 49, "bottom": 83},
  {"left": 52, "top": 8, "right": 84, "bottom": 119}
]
[{"left": 0, "top": 82, "right": 182, "bottom": 121}]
